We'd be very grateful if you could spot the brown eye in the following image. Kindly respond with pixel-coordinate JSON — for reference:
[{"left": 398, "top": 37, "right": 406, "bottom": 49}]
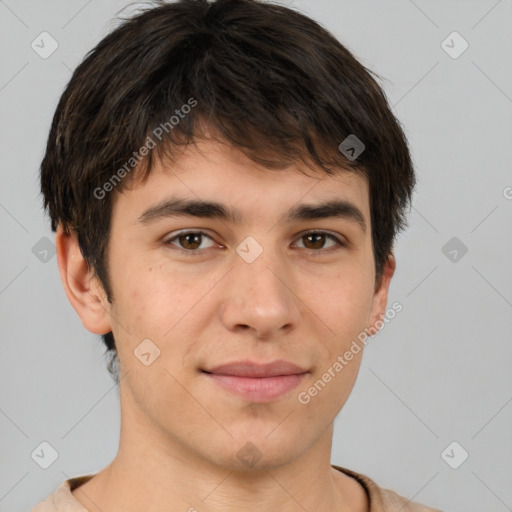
[
  {"left": 164, "top": 230, "right": 216, "bottom": 254},
  {"left": 178, "top": 233, "right": 202, "bottom": 250},
  {"left": 294, "top": 231, "right": 344, "bottom": 252},
  {"left": 302, "top": 233, "right": 326, "bottom": 249}
]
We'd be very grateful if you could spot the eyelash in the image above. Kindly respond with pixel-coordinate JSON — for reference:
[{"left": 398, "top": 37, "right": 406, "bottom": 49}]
[{"left": 163, "top": 230, "right": 346, "bottom": 257}]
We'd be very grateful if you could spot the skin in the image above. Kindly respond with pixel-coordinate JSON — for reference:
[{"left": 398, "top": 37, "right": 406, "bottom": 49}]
[{"left": 56, "top": 137, "right": 395, "bottom": 512}]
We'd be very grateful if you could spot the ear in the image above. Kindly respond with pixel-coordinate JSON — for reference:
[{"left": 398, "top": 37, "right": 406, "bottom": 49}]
[
  {"left": 55, "top": 224, "right": 112, "bottom": 335},
  {"left": 366, "top": 252, "right": 396, "bottom": 337}
]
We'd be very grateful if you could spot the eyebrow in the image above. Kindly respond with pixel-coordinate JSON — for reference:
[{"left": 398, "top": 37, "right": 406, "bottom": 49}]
[{"left": 136, "top": 197, "right": 367, "bottom": 233}]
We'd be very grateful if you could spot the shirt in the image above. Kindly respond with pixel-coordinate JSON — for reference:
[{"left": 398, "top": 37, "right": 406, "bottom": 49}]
[{"left": 31, "top": 463, "right": 443, "bottom": 511}]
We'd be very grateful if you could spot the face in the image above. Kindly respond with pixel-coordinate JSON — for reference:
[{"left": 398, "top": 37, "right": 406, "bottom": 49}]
[{"left": 91, "top": 138, "right": 393, "bottom": 471}]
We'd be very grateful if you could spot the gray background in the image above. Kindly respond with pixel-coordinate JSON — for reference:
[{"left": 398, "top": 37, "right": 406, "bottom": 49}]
[{"left": 1, "top": 1, "right": 511, "bottom": 511}]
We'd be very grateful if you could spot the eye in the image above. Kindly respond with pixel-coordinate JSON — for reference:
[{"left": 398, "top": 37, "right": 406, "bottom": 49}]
[
  {"left": 293, "top": 231, "right": 345, "bottom": 253},
  {"left": 163, "top": 229, "right": 346, "bottom": 256},
  {"left": 163, "top": 230, "right": 217, "bottom": 255}
]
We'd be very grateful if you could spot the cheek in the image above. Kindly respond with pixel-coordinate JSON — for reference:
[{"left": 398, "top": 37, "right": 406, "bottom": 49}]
[
  {"left": 117, "top": 263, "right": 217, "bottom": 341},
  {"left": 108, "top": 263, "right": 163, "bottom": 341},
  {"left": 301, "top": 267, "right": 373, "bottom": 337}
]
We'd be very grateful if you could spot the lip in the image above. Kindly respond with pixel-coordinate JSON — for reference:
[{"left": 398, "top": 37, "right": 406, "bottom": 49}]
[
  {"left": 203, "top": 360, "right": 307, "bottom": 377},
  {"left": 203, "top": 373, "right": 307, "bottom": 402},
  {"left": 202, "top": 360, "right": 308, "bottom": 403}
]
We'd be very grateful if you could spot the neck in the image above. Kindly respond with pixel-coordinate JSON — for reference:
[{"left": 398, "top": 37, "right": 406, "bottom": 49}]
[{"left": 71, "top": 383, "right": 368, "bottom": 512}]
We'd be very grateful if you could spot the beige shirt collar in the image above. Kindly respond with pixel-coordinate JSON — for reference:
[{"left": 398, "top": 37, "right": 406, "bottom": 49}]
[{"left": 32, "top": 464, "right": 442, "bottom": 512}]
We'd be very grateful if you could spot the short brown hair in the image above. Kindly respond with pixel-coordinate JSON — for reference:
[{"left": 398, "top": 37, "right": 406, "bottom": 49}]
[{"left": 40, "top": 0, "right": 416, "bottom": 382}]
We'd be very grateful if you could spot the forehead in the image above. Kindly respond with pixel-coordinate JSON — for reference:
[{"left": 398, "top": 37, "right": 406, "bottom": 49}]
[{"left": 113, "top": 139, "right": 370, "bottom": 228}]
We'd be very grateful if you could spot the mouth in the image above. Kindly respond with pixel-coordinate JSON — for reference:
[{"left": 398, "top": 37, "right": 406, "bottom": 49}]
[{"left": 201, "top": 360, "right": 308, "bottom": 402}]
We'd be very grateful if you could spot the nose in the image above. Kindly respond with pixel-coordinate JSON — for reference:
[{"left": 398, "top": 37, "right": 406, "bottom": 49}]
[{"left": 219, "top": 241, "right": 301, "bottom": 339}]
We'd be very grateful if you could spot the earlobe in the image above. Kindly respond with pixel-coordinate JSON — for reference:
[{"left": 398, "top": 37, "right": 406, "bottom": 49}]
[
  {"left": 55, "top": 224, "right": 112, "bottom": 335},
  {"left": 367, "top": 253, "right": 396, "bottom": 336}
]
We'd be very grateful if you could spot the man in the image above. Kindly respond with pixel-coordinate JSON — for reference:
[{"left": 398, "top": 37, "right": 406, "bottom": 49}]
[{"left": 32, "top": 0, "right": 443, "bottom": 510}]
